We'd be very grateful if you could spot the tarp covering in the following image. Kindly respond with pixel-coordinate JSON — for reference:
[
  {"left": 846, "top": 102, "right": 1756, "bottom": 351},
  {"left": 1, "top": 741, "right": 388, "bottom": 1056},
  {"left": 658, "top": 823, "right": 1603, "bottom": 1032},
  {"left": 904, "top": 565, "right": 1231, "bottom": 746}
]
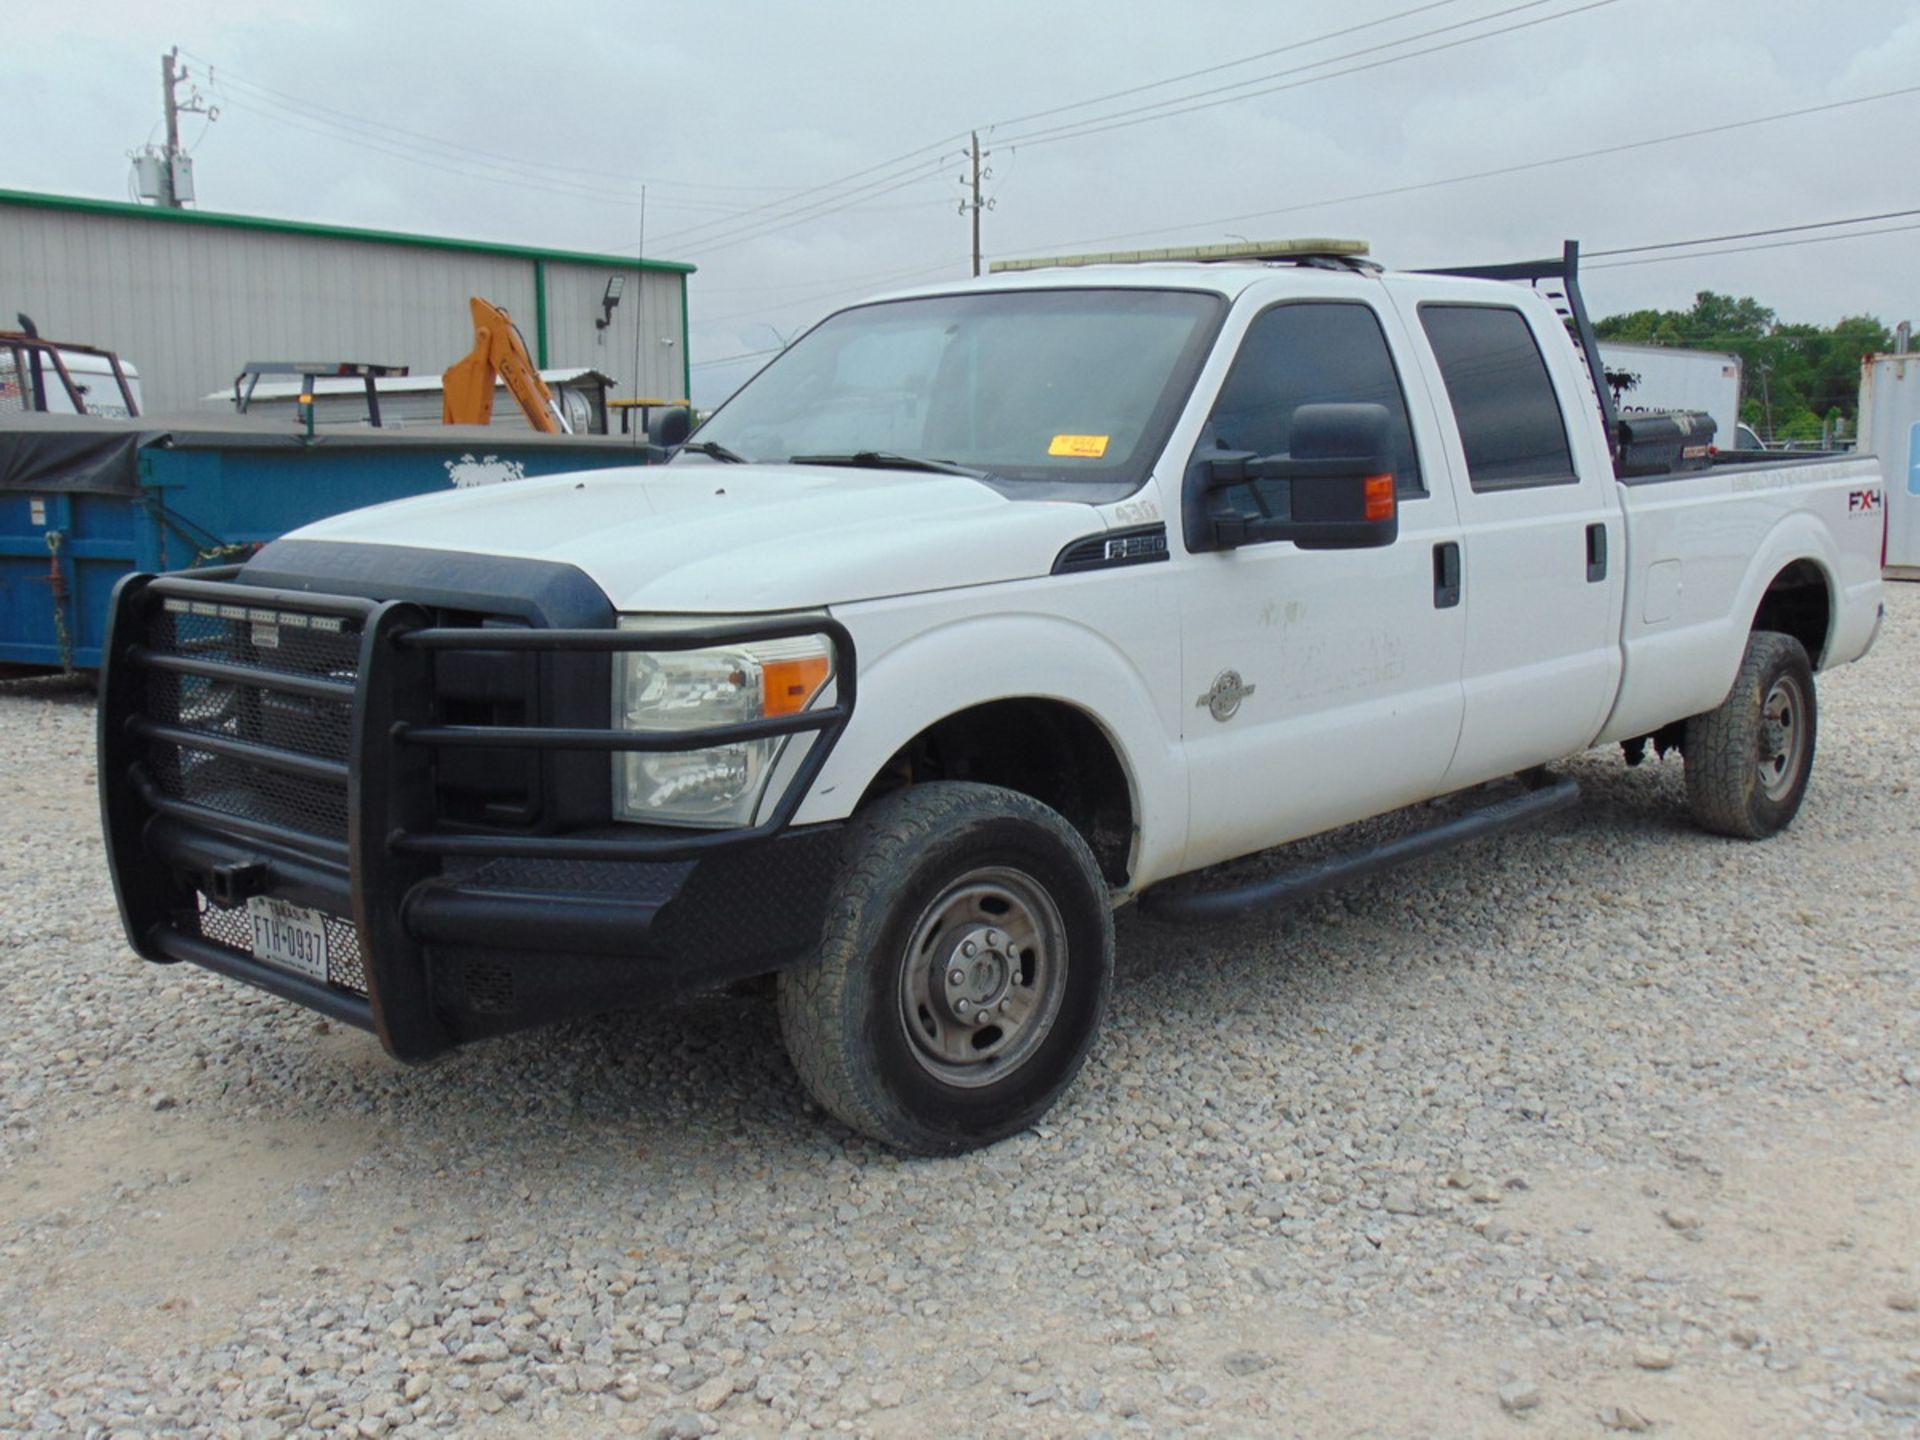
[
  {"left": 0, "top": 412, "right": 644, "bottom": 494},
  {"left": 0, "top": 414, "right": 163, "bottom": 494}
]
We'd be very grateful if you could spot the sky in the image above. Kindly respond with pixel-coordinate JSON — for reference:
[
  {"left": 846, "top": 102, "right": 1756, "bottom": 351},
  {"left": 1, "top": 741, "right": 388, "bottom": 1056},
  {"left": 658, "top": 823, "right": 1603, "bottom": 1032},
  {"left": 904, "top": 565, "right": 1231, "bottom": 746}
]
[{"left": 6, "top": 0, "right": 1916, "bottom": 406}]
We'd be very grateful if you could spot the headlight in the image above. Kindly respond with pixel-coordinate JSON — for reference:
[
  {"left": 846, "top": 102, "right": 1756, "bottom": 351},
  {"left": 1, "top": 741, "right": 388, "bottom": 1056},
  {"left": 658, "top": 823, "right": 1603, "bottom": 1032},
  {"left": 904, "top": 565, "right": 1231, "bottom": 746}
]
[{"left": 611, "top": 623, "right": 835, "bottom": 827}]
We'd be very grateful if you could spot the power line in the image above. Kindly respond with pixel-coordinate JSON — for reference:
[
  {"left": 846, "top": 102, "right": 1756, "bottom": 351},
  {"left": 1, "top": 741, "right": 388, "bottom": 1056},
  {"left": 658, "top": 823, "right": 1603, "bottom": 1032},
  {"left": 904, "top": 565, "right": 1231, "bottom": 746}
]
[
  {"left": 700, "top": 254, "right": 972, "bottom": 297},
  {"left": 203, "top": 85, "right": 954, "bottom": 233},
  {"left": 1586, "top": 220, "right": 1920, "bottom": 270},
  {"left": 192, "top": 54, "right": 974, "bottom": 252},
  {"left": 178, "top": 5, "right": 1606, "bottom": 267},
  {"left": 690, "top": 230, "right": 1920, "bottom": 376},
  {"left": 208, "top": 93, "right": 673, "bottom": 207},
  {"left": 181, "top": 50, "right": 815, "bottom": 195},
  {"left": 628, "top": 3, "right": 1584, "bottom": 258},
  {"left": 992, "top": 0, "right": 1618, "bottom": 152},
  {"left": 697, "top": 260, "right": 970, "bottom": 329},
  {"left": 994, "top": 0, "right": 1564, "bottom": 147},
  {"left": 191, "top": 46, "right": 980, "bottom": 264},
  {"left": 1586, "top": 206, "right": 1920, "bottom": 257},
  {"left": 984, "top": 0, "right": 1472, "bottom": 134},
  {"left": 647, "top": 158, "right": 962, "bottom": 258},
  {"left": 620, "top": 145, "right": 968, "bottom": 251},
  {"left": 987, "top": 83, "right": 1920, "bottom": 261},
  {"left": 690, "top": 345, "right": 784, "bottom": 370}
]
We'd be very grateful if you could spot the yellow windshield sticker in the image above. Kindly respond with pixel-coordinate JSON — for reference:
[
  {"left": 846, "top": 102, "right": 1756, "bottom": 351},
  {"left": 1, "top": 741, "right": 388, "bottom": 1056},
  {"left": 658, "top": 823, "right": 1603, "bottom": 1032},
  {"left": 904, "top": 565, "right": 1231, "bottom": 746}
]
[{"left": 1049, "top": 434, "right": 1111, "bottom": 458}]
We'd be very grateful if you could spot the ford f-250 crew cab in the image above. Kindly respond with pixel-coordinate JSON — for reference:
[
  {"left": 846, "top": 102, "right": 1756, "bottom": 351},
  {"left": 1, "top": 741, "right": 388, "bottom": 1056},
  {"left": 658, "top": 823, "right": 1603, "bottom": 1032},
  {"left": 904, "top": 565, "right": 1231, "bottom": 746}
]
[{"left": 98, "top": 239, "right": 1886, "bottom": 1154}]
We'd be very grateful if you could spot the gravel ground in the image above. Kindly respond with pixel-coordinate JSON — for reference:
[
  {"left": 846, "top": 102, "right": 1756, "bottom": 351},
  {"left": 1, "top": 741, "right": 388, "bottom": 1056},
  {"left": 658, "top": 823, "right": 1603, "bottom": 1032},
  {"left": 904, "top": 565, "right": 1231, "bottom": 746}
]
[{"left": 2, "top": 590, "right": 1917, "bottom": 1440}]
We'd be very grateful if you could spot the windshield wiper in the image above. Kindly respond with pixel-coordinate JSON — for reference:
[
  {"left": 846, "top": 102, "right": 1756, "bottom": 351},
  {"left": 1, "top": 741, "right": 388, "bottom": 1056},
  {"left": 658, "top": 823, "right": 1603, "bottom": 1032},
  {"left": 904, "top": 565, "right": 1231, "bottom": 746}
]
[
  {"left": 789, "top": 450, "right": 989, "bottom": 479},
  {"left": 679, "top": 439, "right": 747, "bottom": 463}
]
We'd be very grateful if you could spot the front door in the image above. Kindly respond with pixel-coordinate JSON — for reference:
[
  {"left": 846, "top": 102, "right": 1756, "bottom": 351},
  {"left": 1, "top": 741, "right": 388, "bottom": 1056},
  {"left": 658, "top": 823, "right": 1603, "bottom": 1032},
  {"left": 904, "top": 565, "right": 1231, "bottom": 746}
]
[{"left": 1176, "top": 297, "right": 1467, "bottom": 873}]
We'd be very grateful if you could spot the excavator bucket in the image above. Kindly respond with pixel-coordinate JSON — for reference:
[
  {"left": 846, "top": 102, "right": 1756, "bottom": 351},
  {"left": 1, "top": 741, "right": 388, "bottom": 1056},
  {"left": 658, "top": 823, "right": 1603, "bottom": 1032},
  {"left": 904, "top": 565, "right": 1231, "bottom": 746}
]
[{"left": 442, "top": 297, "right": 567, "bottom": 433}]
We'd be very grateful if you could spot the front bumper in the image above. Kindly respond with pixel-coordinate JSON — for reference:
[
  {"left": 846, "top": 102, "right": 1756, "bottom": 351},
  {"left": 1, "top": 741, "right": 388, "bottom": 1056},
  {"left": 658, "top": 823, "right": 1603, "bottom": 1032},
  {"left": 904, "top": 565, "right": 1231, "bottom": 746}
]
[{"left": 97, "top": 566, "right": 853, "bottom": 1061}]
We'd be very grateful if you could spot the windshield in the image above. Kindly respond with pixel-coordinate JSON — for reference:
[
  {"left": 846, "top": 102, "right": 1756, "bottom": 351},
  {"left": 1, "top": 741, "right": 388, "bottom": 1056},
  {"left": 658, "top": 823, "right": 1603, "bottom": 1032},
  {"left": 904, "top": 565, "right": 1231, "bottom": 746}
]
[{"left": 688, "top": 288, "right": 1225, "bottom": 492}]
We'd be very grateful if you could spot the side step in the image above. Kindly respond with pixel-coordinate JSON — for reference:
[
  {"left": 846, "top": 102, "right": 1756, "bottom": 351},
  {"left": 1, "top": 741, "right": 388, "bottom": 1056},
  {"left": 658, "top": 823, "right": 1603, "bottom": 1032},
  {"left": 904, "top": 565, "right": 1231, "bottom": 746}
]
[{"left": 1139, "top": 773, "right": 1581, "bottom": 923}]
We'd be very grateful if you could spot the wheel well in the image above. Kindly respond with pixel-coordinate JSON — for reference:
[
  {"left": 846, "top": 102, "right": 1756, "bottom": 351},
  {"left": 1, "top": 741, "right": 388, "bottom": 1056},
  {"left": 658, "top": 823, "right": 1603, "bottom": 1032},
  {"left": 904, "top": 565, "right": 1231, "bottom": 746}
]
[
  {"left": 857, "top": 699, "right": 1135, "bottom": 886},
  {"left": 1753, "top": 559, "right": 1830, "bottom": 668}
]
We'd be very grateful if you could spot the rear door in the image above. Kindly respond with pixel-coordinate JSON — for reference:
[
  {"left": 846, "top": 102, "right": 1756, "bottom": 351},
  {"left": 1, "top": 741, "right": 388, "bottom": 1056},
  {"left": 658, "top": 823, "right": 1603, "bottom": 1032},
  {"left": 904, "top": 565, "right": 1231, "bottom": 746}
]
[
  {"left": 1393, "top": 291, "right": 1624, "bottom": 788},
  {"left": 1175, "top": 293, "right": 1467, "bottom": 871}
]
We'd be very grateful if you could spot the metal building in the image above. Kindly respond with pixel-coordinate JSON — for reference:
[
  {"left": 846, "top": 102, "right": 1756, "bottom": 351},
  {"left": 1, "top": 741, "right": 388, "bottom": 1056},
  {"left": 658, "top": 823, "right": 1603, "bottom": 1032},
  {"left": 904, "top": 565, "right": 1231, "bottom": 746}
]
[{"left": 0, "top": 188, "right": 692, "bottom": 416}]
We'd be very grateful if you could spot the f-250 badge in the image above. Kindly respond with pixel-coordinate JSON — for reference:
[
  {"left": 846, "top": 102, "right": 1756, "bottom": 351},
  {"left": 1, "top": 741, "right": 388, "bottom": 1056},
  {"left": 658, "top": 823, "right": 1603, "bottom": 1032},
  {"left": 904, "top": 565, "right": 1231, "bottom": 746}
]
[{"left": 1198, "top": 670, "right": 1256, "bottom": 722}]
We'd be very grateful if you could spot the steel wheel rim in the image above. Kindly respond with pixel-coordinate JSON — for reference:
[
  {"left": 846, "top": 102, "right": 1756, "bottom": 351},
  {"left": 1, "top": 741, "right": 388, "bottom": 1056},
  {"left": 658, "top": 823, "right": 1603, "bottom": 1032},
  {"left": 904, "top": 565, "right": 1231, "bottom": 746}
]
[
  {"left": 1757, "top": 673, "right": 1806, "bottom": 803},
  {"left": 896, "top": 865, "right": 1068, "bottom": 1089}
]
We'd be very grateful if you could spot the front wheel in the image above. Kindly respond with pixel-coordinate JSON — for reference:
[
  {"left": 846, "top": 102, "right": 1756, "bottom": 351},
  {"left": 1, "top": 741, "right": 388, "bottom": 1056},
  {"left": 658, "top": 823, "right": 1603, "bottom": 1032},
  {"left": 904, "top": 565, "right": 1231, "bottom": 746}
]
[
  {"left": 1684, "top": 630, "right": 1818, "bottom": 839},
  {"left": 777, "top": 783, "right": 1114, "bottom": 1154}
]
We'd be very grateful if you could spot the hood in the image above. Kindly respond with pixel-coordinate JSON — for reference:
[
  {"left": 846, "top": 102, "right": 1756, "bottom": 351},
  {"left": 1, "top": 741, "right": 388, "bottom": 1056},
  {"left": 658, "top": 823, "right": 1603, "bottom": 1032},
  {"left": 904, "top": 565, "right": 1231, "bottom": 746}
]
[{"left": 281, "top": 461, "right": 1107, "bottom": 612}]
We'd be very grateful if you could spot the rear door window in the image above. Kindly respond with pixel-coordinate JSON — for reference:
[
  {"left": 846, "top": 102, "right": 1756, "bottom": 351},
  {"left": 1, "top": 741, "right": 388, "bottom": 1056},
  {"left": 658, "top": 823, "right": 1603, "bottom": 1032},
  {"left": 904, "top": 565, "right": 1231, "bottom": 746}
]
[{"left": 1419, "top": 304, "right": 1577, "bottom": 491}]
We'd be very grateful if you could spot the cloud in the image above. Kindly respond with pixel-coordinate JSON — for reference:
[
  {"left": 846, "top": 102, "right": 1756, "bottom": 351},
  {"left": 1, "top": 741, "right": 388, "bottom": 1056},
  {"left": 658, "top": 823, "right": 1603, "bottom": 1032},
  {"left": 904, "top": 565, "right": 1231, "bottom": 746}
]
[{"left": 4, "top": 0, "right": 1910, "bottom": 404}]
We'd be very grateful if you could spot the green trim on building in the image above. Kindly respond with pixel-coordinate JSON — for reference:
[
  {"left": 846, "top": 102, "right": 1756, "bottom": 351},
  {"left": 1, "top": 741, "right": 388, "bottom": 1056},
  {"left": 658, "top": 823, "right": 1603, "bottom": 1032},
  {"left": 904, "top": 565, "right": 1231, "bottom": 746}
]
[
  {"left": 532, "top": 259, "right": 550, "bottom": 368},
  {"left": 0, "top": 187, "right": 695, "bottom": 275}
]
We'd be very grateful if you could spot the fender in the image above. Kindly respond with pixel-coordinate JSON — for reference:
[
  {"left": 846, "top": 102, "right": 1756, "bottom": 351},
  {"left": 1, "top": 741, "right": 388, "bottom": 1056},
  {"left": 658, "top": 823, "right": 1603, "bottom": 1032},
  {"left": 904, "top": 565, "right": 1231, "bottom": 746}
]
[
  {"left": 793, "top": 607, "right": 1191, "bottom": 890},
  {"left": 1599, "top": 505, "right": 1840, "bottom": 745},
  {"left": 1731, "top": 510, "right": 1840, "bottom": 659}
]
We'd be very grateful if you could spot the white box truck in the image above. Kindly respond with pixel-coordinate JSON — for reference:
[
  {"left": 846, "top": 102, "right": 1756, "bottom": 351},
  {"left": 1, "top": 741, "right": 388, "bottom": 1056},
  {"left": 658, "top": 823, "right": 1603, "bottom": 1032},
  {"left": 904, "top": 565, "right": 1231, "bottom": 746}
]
[{"left": 1600, "top": 341, "right": 1748, "bottom": 451}]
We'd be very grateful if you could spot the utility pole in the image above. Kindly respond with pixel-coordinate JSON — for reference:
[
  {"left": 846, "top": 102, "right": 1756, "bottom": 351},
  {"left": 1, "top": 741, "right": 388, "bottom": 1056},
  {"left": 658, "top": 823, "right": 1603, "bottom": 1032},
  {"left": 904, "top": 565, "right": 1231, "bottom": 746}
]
[
  {"left": 959, "top": 131, "right": 994, "bottom": 277},
  {"left": 160, "top": 50, "right": 184, "bottom": 207},
  {"left": 161, "top": 51, "right": 182, "bottom": 204},
  {"left": 153, "top": 47, "right": 212, "bottom": 208}
]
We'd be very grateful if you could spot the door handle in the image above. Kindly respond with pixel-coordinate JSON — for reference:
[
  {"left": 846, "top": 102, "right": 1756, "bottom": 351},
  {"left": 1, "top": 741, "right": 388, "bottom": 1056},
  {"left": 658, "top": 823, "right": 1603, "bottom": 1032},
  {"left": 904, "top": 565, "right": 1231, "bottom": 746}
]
[
  {"left": 1586, "top": 523, "right": 1608, "bottom": 583},
  {"left": 1433, "top": 541, "right": 1461, "bottom": 609}
]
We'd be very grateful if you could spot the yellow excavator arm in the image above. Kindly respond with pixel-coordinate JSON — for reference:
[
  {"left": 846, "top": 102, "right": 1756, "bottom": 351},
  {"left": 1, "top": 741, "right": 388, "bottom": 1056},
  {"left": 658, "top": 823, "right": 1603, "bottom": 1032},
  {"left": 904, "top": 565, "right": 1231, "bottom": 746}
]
[{"left": 442, "top": 296, "right": 570, "bottom": 433}]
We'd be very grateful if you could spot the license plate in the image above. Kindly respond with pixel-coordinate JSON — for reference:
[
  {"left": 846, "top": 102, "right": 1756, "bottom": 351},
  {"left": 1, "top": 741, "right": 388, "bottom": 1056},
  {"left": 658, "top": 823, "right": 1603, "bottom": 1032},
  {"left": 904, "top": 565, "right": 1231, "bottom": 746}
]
[{"left": 246, "top": 896, "right": 329, "bottom": 982}]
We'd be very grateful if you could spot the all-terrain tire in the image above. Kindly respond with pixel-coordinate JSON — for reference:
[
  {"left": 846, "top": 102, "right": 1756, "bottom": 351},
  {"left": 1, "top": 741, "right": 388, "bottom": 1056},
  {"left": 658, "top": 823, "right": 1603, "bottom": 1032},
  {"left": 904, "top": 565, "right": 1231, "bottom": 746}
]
[
  {"left": 777, "top": 782, "right": 1114, "bottom": 1154},
  {"left": 1684, "top": 630, "right": 1817, "bottom": 840}
]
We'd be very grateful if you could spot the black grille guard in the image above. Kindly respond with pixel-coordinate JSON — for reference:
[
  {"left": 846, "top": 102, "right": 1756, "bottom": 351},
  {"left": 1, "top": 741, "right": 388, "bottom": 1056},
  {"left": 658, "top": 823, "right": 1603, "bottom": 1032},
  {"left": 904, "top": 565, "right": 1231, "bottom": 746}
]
[{"left": 98, "top": 566, "right": 857, "bottom": 1061}]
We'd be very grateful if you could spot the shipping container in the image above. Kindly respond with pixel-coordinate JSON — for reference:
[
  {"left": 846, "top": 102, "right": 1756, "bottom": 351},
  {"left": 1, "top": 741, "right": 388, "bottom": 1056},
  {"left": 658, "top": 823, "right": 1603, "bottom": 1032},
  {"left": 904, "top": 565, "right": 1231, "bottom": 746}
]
[{"left": 1859, "top": 353, "right": 1920, "bottom": 577}]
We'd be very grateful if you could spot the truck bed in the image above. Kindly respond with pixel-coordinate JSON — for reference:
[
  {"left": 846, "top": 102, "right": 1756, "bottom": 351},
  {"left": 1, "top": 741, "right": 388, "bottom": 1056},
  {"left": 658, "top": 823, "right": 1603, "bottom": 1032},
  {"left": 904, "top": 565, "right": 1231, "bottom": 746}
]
[{"left": 1601, "top": 453, "right": 1885, "bottom": 743}]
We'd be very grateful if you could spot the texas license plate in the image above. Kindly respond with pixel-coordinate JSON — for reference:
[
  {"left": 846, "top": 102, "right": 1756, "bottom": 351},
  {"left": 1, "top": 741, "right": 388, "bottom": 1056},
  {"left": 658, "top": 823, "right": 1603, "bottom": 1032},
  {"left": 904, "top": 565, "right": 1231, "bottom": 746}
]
[{"left": 246, "top": 896, "right": 329, "bottom": 982}]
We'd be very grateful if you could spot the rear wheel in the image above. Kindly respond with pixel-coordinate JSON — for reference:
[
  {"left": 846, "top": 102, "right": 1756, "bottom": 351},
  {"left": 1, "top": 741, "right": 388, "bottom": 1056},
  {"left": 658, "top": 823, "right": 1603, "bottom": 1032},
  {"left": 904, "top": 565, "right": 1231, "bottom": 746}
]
[
  {"left": 778, "top": 783, "right": 1113, "bottom": 1154},
  {"left": 1684, "top": 630, "right": 1817, "bottom": 839}
]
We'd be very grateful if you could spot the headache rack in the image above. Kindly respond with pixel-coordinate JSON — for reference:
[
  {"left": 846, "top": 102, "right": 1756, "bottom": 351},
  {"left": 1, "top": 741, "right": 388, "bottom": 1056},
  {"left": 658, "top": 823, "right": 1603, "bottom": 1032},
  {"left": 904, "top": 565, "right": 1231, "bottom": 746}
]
[
  {"left": 1419, "top": 239, "right": 1622, "bottom": 466},
  {"left": 0, "top": 328, "right": 141, "bottom": 417}
]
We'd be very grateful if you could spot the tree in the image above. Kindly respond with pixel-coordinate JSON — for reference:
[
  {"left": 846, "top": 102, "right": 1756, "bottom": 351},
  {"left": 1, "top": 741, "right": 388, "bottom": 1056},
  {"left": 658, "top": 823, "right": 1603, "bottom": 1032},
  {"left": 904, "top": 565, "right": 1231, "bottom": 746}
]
[{"left": 1594, "top": 293, "right": 1894, "bottom": 441}]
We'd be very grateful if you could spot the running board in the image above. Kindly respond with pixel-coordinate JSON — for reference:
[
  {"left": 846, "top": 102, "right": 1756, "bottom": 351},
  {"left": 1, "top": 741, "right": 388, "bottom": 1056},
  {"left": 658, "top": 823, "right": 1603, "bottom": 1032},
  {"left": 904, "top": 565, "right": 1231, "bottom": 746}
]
[{"left": 1139, "top": 774, "right": 1581, "bottom": 923}]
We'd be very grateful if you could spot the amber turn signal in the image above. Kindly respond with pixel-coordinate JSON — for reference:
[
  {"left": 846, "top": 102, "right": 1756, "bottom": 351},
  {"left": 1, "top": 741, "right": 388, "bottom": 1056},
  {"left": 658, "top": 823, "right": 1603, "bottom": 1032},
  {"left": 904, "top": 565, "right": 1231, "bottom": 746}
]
[
  {"left": 762, "top": 654, "right": 832, "bottom": 717},
  {"left": 1364, "top": 474, "right": 1396, "bottom": 522}
]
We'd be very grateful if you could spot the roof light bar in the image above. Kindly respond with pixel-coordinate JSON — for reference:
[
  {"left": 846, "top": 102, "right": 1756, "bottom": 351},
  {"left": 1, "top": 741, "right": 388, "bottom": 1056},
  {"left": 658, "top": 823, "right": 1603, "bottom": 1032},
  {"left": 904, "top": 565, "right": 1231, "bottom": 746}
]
[{"left": 990, "top": 238, "right": 1371, "bottom": 273}]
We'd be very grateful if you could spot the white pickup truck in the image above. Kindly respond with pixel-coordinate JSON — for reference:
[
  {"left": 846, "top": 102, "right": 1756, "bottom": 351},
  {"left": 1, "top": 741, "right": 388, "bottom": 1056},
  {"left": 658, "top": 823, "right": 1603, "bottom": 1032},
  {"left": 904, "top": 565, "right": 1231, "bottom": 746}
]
[{"left": 98, "top": 240, "right": 1886, "bottom": 1153}]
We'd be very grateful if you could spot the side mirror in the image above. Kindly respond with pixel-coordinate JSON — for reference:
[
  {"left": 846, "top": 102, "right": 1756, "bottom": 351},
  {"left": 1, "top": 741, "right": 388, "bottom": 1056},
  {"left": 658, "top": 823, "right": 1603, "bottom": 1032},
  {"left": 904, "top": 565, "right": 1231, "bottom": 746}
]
[
  {"left": 647, "top": 405, "right": 692, "bottom": 449},
  {"left": 1198, "top": 402, "right": 1399, "bottom": 551}
]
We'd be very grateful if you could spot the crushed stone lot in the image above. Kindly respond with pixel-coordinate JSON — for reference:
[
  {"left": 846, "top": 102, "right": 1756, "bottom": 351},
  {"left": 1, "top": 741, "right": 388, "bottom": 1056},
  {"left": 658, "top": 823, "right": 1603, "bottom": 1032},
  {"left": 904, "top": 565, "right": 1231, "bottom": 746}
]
[{"left": 2, "top": 590, "right": 1917, "bottom": 1440}]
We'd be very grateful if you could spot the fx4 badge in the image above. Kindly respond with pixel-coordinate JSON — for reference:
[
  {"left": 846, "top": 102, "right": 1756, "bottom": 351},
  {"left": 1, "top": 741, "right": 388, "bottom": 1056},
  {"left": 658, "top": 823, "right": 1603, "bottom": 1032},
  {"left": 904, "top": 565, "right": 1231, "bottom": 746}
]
[
  {"left": 1849, "top": 489, "right": 1883, "bottom": 514},
  {"left": 1198, "top": 669, "right": 1256, "bottom": 722}
]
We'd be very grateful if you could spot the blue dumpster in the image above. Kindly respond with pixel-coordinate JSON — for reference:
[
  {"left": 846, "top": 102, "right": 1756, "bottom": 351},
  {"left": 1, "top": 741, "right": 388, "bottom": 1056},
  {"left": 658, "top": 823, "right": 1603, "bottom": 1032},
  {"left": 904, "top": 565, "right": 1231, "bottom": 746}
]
[{"left": 0, "top": 415, "right": 648, "bottom": 670}]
